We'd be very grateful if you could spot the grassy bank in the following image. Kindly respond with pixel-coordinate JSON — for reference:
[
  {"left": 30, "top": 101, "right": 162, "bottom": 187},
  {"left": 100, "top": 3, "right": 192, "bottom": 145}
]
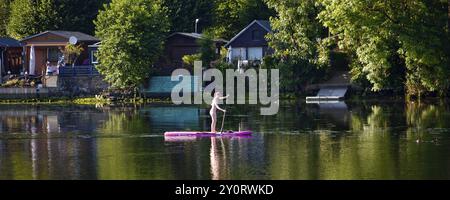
[
  {"left": 0, "top": 97, "right": 173, "bottom": 105},
  {"left": 1, "top": 92, "right": 442, "bottom": 106}
]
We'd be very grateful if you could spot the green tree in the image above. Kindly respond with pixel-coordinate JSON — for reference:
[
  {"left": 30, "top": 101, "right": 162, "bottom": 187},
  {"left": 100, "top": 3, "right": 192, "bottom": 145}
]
[
  {"left": 0, "top": 0, "right": 12, "bottom": 37},
  {"left": 198, "top": 30, "right": 217, "bottom": 67},
  {"left": 265, "top": 0, "right": 330, "bottom": 92},
  {"left": 35, "top": 0, "right": 61, "bottom": 31},
  {"left": 318, "top": 0, "right": 450, "bottom": 96},
  {"left": 55, "top": 0, "right": 110, "bottom": 35},
  {"left": 6, "top": 0, "right": 107, "bottom": 39},
  {"left": 64, "top": 43, "right": 84, "bottom": 66},
  {"left": 162, "top": 0, "right": 214, "bottom": 33},
  {"left": 94, "top": 0, "right": 170, "bottom": 89},
  {"left": 213, "top": 0, "right": 275, "bottom": 39},
  {"left": 7, "top": 0, "right": 37, "bottom": 39},
  {"left": 7, "top": 0, "right": 60, "bottom": 39}
]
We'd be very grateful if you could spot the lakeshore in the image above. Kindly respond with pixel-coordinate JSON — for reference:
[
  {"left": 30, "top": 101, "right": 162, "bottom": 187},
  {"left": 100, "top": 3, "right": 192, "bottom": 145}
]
[
  {"left": 0, "top": 96, "right": 173, "bottom": 105},
  {"left": 0, "top": 93, "right": 444, "bottom": 106}
]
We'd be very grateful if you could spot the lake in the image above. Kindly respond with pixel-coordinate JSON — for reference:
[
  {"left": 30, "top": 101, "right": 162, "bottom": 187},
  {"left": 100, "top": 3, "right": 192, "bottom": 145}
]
[{"left": 0, "top": 100, "right": 449, "bottom": 180}]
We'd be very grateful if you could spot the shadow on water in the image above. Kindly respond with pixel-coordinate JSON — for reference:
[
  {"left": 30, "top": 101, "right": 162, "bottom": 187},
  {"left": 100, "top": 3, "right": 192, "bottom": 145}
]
[{"left": 0, "top": 100, "right": 450, "bottom": 180}]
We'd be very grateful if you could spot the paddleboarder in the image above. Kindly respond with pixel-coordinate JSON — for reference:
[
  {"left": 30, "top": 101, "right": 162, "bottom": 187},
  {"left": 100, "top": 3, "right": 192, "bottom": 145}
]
[{"left": 210, "top": 92, "right": 229, "bottom": 133}]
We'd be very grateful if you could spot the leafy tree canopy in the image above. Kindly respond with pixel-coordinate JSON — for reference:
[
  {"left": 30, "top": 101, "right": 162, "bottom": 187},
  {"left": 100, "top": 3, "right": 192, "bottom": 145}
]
[
  {"left": 213, "top": 0, "right": 275, "bottom": 39},
  {"left": 6, "top": 0, "right": 108, "bottom": 39},
  {"left": 318, "top": 0, "right": 450, "bottom": 95},
  {"left": 265, "top": 0, "right": 330, "bottom": 92},
  {"left": 162, "top": 0, "right": 214, "bottom": 33},
  {"left": 94, "top": 0, "right": 170, "bottom": 89},
  {"left": 55, "top": 0, "right": 110, "bottom": 35},
  {"left": 0, "top": 0, "right": 12, "bottom": 37},
  {"left": 7, "top": 0, "right": 60, "bottom": 39}
]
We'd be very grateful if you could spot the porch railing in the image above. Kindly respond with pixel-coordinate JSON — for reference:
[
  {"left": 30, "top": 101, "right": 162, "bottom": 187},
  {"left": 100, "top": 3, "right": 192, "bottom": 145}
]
[{"left": 58, "top": 65, "right": 100, "bottom": 77}]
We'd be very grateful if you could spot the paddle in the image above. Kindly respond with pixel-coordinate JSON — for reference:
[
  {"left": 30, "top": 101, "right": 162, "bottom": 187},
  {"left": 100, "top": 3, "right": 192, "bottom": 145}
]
[{"left": 220, "top": 109, "right": 226, "bottom": 134}]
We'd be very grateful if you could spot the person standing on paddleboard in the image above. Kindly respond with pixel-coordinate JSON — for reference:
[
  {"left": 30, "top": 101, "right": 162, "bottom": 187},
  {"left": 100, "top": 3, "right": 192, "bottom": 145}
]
[{"left": 210, "top": 92, "right": 229, "bottom": 133}]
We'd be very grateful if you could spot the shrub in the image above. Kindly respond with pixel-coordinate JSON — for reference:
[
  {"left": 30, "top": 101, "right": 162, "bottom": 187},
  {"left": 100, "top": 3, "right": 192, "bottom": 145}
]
[{"left": 182, "top": 54, "right": 201, "bottom": 67}]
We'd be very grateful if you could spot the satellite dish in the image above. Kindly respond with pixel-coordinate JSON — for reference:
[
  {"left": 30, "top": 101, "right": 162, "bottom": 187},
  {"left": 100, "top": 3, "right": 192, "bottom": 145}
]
[{"left": 69, "top": 36, "right": 78, "bottom": 45}]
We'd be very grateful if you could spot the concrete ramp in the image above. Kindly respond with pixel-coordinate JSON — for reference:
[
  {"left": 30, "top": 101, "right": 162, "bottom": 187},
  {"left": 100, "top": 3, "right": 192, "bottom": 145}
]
[
  {"left": 306, "top": 86, "right": 348, "bottom": 102},
  {"left": 317, "top": 86, "right": 348, "bottom": 97}
]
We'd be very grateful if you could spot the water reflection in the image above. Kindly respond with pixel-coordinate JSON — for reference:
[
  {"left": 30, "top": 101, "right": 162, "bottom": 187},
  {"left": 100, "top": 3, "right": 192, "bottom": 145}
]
[
  {"left": 210, "top": 137, "right": 222, "bottom": 180},
  {"left": 309, "top": 101, "right": 349, "bottom": 126},
  {"left": 0, "top": 138, "right": 97, "bottom": 179},
  {"left": 0, "top": 101, "right": 449, "bottom": 180}
]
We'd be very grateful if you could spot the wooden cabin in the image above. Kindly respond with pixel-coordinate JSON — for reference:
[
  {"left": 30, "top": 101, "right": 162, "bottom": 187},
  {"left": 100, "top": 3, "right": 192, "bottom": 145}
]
[
  {"left": 0, "top": 37, "right": 22, "bottom": 80},
  {"left": 21, "top": 31, "right": 100, "bottom": 76},
  {"left": 156, "top": 32, "right": 228, "bottom": 73},
  {"left": 225, "top": 20, "right": 273, "bottom": 63}
]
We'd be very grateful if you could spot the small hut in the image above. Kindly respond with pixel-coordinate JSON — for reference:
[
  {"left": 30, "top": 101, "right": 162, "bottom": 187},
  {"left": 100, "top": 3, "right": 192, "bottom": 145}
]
[
  {"left": 0, "top": 37, "right": 23, "bottom": 82},
  {"left": 21, "top": 31, "right": 100, "bottom": 76}
]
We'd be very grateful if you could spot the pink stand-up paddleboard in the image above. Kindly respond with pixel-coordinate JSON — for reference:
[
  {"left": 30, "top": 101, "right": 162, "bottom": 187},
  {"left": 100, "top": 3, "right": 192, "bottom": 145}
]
[
  {"left": 164, "top": 131, "right": 252, "bottom": 137},
  {"left": 165, "top": 108, "right": 253, "bottom": 138}
]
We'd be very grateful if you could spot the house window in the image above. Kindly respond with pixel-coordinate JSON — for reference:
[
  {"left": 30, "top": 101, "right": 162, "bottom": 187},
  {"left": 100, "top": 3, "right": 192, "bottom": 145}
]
[
  {"left": 252, "top": 30, "right": 260, "bottom": 41},
  {"left": 231, "top": 48, "right": 247, "bottom": 61},
  {"left": 248, "top": 47, "right": 263, "bottom": 61},
  {"left": 47, "top": 48, "right": 62, "bottom": 62},
  {"left": 91, "top": 50, "right": 99, "bottom": 64}
]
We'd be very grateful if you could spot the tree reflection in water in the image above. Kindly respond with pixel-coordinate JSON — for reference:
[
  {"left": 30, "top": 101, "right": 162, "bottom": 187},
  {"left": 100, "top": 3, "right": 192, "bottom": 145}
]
[{"left": 0, "top": 101, "right": 450, "bottom": 180}]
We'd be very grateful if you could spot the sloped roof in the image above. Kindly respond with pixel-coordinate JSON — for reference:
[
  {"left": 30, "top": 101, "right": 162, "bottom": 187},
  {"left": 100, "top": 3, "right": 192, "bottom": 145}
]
[
  {"left": 168, "top": 32, "right": 228, "bottom": 43},
  {"left": 21, "top": 31, "right": 99, "bottom": 42},
  {"left": 0, "top": 37, "right": 22, "bottom": 47},
  {"left": 225, "top": 20, "right": 272, "bottom": 47},
  {"left": 170, "top": 32, "right": 203, "bottom": 39},
  {"left": 256, "top": 20, "right": 271, "bottom": 31}
]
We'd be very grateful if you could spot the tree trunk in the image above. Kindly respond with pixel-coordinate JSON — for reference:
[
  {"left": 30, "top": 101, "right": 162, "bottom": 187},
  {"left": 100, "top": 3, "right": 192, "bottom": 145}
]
[{"left": 448, "top": 0, "right": 450, "bottom": 31}]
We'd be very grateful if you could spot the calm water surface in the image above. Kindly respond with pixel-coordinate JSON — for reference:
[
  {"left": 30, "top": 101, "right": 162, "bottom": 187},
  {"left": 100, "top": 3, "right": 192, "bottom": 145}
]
[{"left": 0, "top": 101, "right": 450, "bottom": 180}]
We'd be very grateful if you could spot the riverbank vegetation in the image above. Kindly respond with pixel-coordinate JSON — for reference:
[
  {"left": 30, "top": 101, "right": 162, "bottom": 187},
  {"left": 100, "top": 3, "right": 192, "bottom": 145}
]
[
  {"left": 0, "top": 96, "right": 173, "bottom": 105},
  {"left": 1, "top": 0, "right": 449, "bottom": 99},
  {"left": 318, "top": 0, "right": 450, "bottom": 98},
  {"left": 261, "top": 0, "right": 449, "bottom": 98},
  {"left": 175, "top": 0, "right": 450, "bottom": 99}
]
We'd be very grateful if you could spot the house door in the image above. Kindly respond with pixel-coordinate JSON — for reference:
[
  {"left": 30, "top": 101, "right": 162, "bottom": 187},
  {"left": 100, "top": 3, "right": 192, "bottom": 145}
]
[{"left": 34, "top": 48, "right": 47, "bottom": 76}]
